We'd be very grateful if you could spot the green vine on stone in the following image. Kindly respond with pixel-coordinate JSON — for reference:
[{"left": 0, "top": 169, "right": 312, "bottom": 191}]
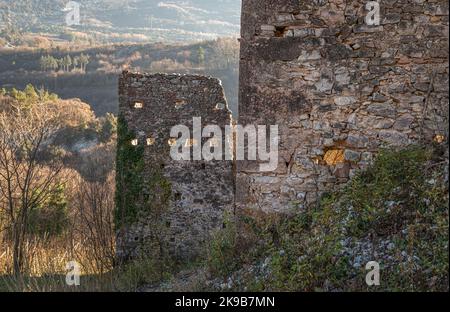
[{"left": 115, "top": 115, "right": 172, "bottom": 229}]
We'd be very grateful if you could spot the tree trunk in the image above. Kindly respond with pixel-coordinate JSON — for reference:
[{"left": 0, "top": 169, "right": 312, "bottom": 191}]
[{"left": 12, "top": 223, "right": 23, "bottom": 276}]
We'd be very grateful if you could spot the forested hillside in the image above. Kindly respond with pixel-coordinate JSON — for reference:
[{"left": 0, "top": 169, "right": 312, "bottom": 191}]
[
  {"left": 0, "top": 38, "right": 239, "bottom": 116},
  {"left": 0, "top": 86, "right": 117, "bottom": 288}
]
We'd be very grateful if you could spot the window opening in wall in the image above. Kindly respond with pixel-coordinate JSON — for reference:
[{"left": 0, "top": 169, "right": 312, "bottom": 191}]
[
  {"left": 275, "top": 26, "right": 288, "bottom": 37},
  {"left": 147, "top": 138, "right": 156, "bottom": 146},
  {"left": 434, "top": 134, "right": 445, "bottom": 143},
  {"left": 175, "top": 99, "right": 187, "bottom": 109},
  {"left": 168, "top": 138, "right": 177, "bottom": 146},
  {"left": 323, "top": 149, "right": 345, "bottom": 166},
  {"left": 215, "top": 102, "right": 226, "bottom": 110}
]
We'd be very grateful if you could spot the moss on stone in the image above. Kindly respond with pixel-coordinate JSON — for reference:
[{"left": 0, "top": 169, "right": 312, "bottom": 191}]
[{"left": 115, "top": 115, "right": 172, "bottom": 229}]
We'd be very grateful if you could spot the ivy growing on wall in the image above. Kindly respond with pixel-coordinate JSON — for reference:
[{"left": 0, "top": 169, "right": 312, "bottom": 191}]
[
  {"left": 115, "top": 115, "right": 172, "bottom": 229},
  {"left": 115, "top": 115, "right": 145, "bottom": 228}
]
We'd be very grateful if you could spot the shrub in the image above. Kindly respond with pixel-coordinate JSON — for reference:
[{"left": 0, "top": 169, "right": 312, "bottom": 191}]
[
  {"left": 207, "top": 215, "right": 239, "bottom": 278},
  {"left": 206, "top": 144, "right": 449, "bottom": 291},
  {"left": 207, "top": 211, "right": 281, "bottom": 279},
  {"left": 268, "top": 144, "right": 449, "bottom": 291},
  {"left": 27, "top": 185, "right": 69, "bottom": 237}
]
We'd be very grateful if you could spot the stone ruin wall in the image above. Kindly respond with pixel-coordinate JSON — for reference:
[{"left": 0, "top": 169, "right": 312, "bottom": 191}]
[
  {"left": 117, "top": 72, "right": 234, "bottom": 262},
  {"left": 116, "top": 0, "right": 449, "bottom": 262},
  {"left": 237, "top": 0, "right": 449, "bottom": 213}
]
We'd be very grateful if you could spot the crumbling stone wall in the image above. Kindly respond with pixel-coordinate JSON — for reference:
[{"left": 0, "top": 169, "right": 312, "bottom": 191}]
[
  {"left": 116, "top": 72, "right": 234, "bottom": 262},
  {"left": 237, "top": 0, "right": 449, "bottom": 213}
]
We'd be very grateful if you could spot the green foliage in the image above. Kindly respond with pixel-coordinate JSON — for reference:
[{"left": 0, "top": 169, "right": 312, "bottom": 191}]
[
  {"left": 27, "top": 184, "right": 69, "bottom": 237},
  {"left": 115, "top": 115, "right": 145, "bottom": 228},
  {"left": 64, "top": 55, "right": 72, "bottom": 71},
  {"left": 197, "top": 47, "right": 205, "bottom": 65},
  {"left": 3, "top": 84, "right": 58, "bottom": 108},
  {"left": 11, "top": 84, "right": 38, "bottom": 107},
  {"left": 0, "top": 24, "right": 22, "bottom": 45},
  {"left": 267, "top": 145, "right": 449, "bottom": 291},
  {"left": 206, "top": 145, "right": 448, "bottom": 291},
  {"left": 24, "top": 84, "right": 39, "bottom": 100},
  {"left": 114, "top": 257, "right": 173, "bottom": 291},
  {"left": 40, "top": 55, "right": 58, "bottom": 71},
  {"left": 114, "top": 115, "right": 172, "bottom": 229},
  {"left": 207, "top": 215, "right": 239, "bottom": 277},
  {"left": 38, "top": 53, "right": 89, "bottom": 72},
  {"left": 342, "top": 147, "right": 432, "bottom": 237},
  {"left": 79, "top": 53, "right": 90, "bottom": 72},
  {"left": 207, "top": 211, "right": 279, "bottom": 279},
  {"left": 97, "top": 113, "right": 117, "bottom": 143}
]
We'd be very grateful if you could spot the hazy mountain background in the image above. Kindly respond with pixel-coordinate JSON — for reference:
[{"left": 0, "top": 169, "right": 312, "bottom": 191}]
[
  {"left": 0, "top": 0, "right": 241, "bottom": 116},
  {"left": 0, "top": 0, "right": 241, "bottom": 43}
]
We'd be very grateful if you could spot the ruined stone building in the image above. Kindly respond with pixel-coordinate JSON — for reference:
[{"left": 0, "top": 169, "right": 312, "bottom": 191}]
[
  {"left": 236, "top": 0, "right": 449, "bottom": 213},
  {"left": 116, "top": 0, "right": 449, "bottom": 261},
  {"left": 116, "top": 73, "right": 234, "bottom": 261}
]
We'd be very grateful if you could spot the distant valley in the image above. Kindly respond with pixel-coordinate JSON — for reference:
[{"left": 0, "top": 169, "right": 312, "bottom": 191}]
[{"left": 0, "top": 0, "right": 241, "bottom": 44}]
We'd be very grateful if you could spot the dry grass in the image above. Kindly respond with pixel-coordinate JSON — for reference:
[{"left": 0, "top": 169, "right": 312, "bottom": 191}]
[
  {"left": 0, "top": 234, "right": 173, "bottom": 292},
  {"left": 0, "top": 234, "right": 116, "bottom": 292}
]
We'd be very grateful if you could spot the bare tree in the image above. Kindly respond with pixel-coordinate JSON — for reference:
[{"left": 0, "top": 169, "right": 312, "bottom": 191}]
[
  {"left": 0, "top": 102, "right": 64, "bottom": 275},
  {"left": 210, "top": 38, "right": 239, "bottom": 70},
  {"left": 73, "top": 172, "right": 116, "bottom": 273}
]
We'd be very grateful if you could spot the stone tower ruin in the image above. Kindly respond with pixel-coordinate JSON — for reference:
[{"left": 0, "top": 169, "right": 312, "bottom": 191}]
[
  {"left": 236, "top": 0, "right": 449, "bottom": 213},
  {"left": 116, "top": 72, "right": 234, "bottom": 262}
]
